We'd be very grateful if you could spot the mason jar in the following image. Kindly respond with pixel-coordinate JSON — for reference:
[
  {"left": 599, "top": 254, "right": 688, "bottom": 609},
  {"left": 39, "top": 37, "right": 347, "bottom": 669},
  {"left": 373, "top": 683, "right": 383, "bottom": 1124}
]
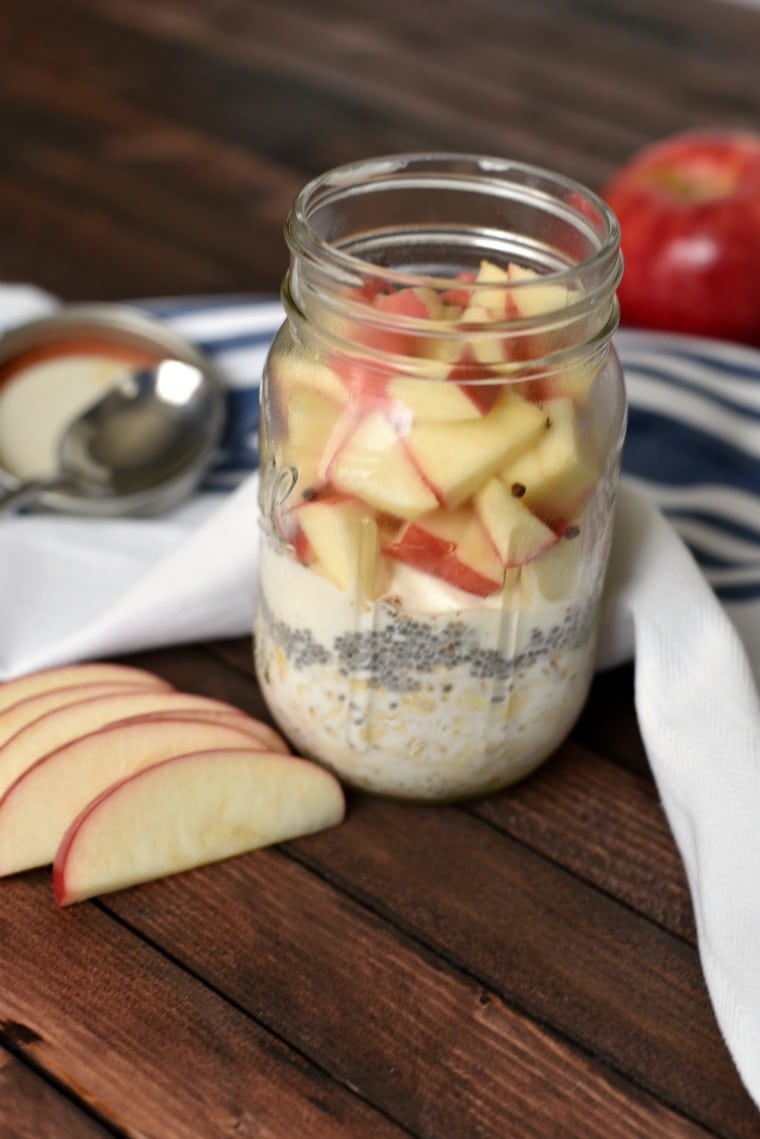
[{"left": 254, "top": 153, "right": 625, "bottom": 801}]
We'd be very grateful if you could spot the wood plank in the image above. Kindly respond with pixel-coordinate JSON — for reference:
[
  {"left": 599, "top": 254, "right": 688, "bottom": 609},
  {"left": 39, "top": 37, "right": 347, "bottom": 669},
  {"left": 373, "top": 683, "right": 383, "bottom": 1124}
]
[
  {"left": 284, "top": 797, "right": 758, "bottom": 1137},
  {"left": 471, "top": 740, "right": 697, "bottom": 942},
  {"left": 0, "top": 873, "right": 408, "bottom": 1139},
  {"left": 106, "top": 847, "right": 717, "bottom": 1139},
  {"left": 0, "top": 1045, "right": 111, "bottom": 1139}
]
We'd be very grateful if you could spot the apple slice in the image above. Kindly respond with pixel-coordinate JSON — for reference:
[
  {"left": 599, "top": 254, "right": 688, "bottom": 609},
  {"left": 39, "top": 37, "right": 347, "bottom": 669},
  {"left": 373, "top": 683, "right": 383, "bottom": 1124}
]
[
  {"left": 329, "top": 410, "right": 438, "bottom": 520},
  {"left": 473, "top": 477, "right": 558, "bottom": 566},
  {"left": 0, "top": 678, "right": 172, "bottom": 750},
  {"left": 0, "top": 689, "right": 260, "bottom": 800},
  {"left": 384, "top": 507, "right": 504, "bottom": 597},
  {"left": 135, "top": 711, "right": 290, "bottom": 755},
  {"left": 0, "top": 716, "right": 290, "bottom": 877},
  {"left": 294, "top": 496, "right": 387, "bottom": 597},
  {"left": 404, "top": 391, "right": 548, "bottom": 509},
  {"left": 53, "top": 748, "right": 346, "bottom": 905},
  {"left": 499, "top": 397, "right": 599, "bottom": 524},
  {"left": 0, "top": 662, "right": 170, "bottom": 715}
]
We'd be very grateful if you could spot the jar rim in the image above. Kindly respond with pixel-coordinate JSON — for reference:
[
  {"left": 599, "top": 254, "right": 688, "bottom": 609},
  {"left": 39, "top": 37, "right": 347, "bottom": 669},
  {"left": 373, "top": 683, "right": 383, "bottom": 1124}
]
[{"left": 286, "top": 151, "right": 621, "bottom": 294}]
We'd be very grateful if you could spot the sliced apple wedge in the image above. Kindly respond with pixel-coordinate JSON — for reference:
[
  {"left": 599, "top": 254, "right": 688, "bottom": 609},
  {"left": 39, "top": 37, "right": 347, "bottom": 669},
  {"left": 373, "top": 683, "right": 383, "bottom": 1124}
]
[
  {"left": 135, "top": 711, "right": 290, "bottom": 755},
  {"left": 404, "top": 391, "right": 548, "bottom": 509},
  {"left": 0, "top": 689, "right": 260, "bottom": 800},
  {"left": 0, "top": 662, "right": 170, "bottom": 715},
  {"left": 0, "top": 716, "right": 289, "bottom": 877},
  {"left": 53, "top": 748, "right": 346, "bottom": 905},
  {"left": 0, "top": 678, "right": 172, "bottom": 750}
]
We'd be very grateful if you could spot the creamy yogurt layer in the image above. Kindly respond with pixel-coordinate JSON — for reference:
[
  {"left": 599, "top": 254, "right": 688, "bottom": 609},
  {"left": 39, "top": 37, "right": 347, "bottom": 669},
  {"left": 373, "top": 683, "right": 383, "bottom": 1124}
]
[{"left": 255, "top": 536, "right": 603, "bottom": 799}]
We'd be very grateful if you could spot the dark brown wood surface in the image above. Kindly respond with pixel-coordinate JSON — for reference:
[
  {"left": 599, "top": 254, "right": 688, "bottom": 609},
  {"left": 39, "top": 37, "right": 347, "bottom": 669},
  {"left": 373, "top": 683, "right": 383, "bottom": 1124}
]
[{"left": 2, "top": 1, "right": 760, "bottom": 1136}]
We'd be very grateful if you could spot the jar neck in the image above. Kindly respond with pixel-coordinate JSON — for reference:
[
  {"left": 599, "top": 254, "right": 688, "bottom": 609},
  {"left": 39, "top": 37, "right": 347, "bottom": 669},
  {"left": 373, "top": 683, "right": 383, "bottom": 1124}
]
[{"left": 283, "top": 153, "right": 622, "bottom": 375}]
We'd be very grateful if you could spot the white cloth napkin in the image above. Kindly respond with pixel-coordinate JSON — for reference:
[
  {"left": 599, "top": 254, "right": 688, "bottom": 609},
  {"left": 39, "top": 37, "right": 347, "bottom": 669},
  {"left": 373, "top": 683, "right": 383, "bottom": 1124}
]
[{"left": 1, "top": 285, "right": 760, "bottom": 1106}]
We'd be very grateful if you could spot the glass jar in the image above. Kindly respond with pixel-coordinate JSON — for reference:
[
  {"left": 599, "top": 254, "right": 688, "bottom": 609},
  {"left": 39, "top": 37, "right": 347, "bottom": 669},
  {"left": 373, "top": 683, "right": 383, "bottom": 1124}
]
[{"left": 255, "top": 153, "right": 625, "bottom": 801}]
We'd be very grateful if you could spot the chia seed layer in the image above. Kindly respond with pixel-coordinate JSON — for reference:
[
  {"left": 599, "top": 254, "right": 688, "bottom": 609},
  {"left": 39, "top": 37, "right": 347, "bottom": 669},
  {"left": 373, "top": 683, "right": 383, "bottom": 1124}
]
[{"left": 257, "top": 589, "right": 597, "bottom": 694}]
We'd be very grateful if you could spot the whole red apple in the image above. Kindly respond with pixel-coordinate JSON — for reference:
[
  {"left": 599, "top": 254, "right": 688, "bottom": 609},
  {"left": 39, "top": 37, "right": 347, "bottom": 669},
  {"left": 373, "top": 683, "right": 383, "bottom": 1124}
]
[{"left": 602, "top": 130, "right": 760, "bottom": 346}]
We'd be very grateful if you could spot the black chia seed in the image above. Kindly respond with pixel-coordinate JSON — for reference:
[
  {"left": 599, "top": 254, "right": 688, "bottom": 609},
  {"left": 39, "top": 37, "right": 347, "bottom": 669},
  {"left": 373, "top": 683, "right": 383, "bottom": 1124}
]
[{"left": 259, "top": 587, "right": 599, "bottom": 695}]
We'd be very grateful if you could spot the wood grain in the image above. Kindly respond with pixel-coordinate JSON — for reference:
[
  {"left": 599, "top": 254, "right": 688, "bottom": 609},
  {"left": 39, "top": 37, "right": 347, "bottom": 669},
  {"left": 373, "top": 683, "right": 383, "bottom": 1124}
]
[
  {"left": 107, "top": 848, "right": 716, "bottom": 1139},
  {"left": 0, "top": 874, "right": 408, "bottom": 1139},
  {"left": 0, "top": 1045, "right": 111, "bottom": 1139}
]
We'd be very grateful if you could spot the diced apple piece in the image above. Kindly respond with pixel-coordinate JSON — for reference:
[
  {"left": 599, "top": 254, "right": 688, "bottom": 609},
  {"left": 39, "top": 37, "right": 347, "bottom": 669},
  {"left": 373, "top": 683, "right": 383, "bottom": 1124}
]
[
  {"left": 404, "top": 391, "right": 548, "bottom": 509},
  {"left": 463, "top": 260, "right": 511, "bottom": 322},
  {"left": 295, "top": 496, "right": 387, "bottom": 597},
  {"left": 384, "top": 507, "right": 504, "bottom": 597},
  {"left": 329, "top": 411, "right": 438, "bottom": 521},
  {"left": 522, "top": 530, "right": 584, "bottom": 601},
  {"left": 507, "top": 262, "right": 570, "bottom": 317},
  {"left": 0, "top": 689, "right": 261, "bottom": 800},
  {"left": 0, "top": 679, "right": 172, "bottom": 750},
  {"left": 282, "top": 386, "right": 350, "bottom": 498},
  {"left": 499, "top": 397, "right": 599, "bottom": 523},
  {"left": 0, "top": 663, "right": 171, "bottom": 714},
  {"left": 53, "top": 748, "right": 346, "bottom": 905},
  {"left": 387, "top": 375, "right": 483, "bottom": 422},
  {"left": 0, "top": 716, "right": 286, "bottom": 877},
  {"left": 373, "top": 286, "right": 443, "bottom": 322},
  {"left": 270, "top": 351, "right": 349, "bottom": 407},
  {"left": 474, "top": 478, "right": 559, "bottom": 566}
]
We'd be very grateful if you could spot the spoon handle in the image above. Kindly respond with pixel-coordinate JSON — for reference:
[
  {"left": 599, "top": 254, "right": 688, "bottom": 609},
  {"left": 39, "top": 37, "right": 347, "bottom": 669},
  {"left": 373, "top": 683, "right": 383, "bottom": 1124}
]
[{"left": 0, "top": 479, "right": 60, "bottom": 515}]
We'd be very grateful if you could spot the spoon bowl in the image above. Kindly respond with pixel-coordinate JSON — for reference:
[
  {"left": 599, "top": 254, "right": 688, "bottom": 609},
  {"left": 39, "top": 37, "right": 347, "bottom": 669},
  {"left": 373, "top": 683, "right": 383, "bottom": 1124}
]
[{"left": 0, "top": 358, "right": 226, "bottom": 517}]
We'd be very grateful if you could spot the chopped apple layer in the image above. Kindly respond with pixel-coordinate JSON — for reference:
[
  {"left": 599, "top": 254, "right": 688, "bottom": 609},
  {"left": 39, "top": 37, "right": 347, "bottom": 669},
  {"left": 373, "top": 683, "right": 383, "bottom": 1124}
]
[{"left": 267, "top": 259, "right": 601, "bottom": 599}]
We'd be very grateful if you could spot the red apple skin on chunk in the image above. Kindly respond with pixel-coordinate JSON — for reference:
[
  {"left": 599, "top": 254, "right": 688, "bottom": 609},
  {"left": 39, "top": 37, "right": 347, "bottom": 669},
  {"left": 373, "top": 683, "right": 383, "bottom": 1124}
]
[
  {"left": 330, "top": 286, "right": 442, "bottom": 397},
  {"left": 0, "top": 679, "right": 172, "bottom": 750},
  {"left": 0, "top": 662, "right": 170, "bottom": 714},
  {"left": 0, "top": 716, "right": 288, "bottom": 877},
  {"left": 0, "top": 689, "right": 261, "bottom": 800},
  {"left": 53, "top": 748, "right": 346, "bottom": 905},
  {"left": 384, "top": 508, "right": 504, "bottom": 597}
]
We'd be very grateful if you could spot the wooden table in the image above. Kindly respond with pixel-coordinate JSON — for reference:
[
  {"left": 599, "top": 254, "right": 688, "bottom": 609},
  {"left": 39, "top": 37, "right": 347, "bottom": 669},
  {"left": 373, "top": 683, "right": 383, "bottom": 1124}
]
[{"left": 2, "top": 1, "right": 760, "bottom": 1135}]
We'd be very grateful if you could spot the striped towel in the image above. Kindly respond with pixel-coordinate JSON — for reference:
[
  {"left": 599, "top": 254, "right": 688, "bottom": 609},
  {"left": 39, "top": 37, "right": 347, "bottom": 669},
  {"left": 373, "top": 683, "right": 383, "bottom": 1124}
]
[
  {"left": 0, "top": 287, "right": 757, "bottom": 684},
  {"left": 139, "top": 296, "right": 760, "bottom": 679}
]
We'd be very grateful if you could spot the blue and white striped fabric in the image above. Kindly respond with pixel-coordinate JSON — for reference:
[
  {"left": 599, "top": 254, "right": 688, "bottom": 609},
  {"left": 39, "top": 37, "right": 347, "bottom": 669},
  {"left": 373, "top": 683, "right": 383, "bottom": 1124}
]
[{"left": 140, "top": 297, "right": 760, "bottom": 674}]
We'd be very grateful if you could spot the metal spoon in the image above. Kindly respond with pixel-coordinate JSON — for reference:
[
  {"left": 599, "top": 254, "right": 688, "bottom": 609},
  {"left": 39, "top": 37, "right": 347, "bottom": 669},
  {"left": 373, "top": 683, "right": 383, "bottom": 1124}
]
[{"left": 0, "top": 358, "right": 226, "bottom": 517}]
